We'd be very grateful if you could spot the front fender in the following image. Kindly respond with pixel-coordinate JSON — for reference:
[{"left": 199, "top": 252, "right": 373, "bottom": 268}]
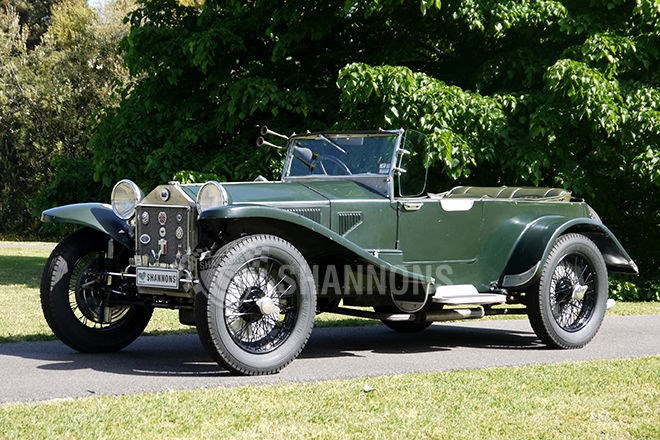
[
  {"left": 501, "top": 216, "right": 638, "bottom": 288},
  {"left": 41, "top": 203, "right": 133, "bottom": 250},
  {"left": 199, "top": 205, "right": 434, "bottom": 284}
]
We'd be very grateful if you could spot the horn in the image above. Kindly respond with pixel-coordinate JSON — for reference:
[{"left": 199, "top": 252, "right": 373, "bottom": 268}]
[
  {"left": 260, "top": 125, "right": 289, "bottom": 141},
  {"left": 256, "top": 137, "right": 284, "bottom": 150}
]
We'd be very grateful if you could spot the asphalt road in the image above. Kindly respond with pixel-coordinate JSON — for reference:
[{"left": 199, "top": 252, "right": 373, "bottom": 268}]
[{"left": 1, "top": 315, "right": 658, "bottom": 404}]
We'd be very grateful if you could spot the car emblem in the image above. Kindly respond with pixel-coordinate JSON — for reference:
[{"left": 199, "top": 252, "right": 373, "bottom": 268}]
[
  {"left": 141, "top": 211, "right": 149, "bottom": 225},
  {"left": 176, "top": 213, "right": 183, "bottom": 222},
  {"left": 139, "top": 234, "right": 151, "bottom": 245},
  {"left": 160, "top": 188, "right": 170, "bottom": 201},
  {"left": 158, "top": 211, "right": 167, "bottom": 225},
  {"left": 175, "top": 226, "right": 184, "bottom": 240},
  {"left": 159, "top": 227, "right": 166, "bottom": 238}
]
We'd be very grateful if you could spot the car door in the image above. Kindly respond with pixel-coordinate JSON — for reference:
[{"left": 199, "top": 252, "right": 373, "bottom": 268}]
[{"left": 396, "top": 197, "right": 483, "bottom": 265}]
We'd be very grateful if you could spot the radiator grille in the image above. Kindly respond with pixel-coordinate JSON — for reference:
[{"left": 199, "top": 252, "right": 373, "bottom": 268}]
[
  {"left": 337, "top": 211, "right": 363, "bottom": 236},
  {"left": 135, "top": 205, "right": 192, "bottom": 265}
]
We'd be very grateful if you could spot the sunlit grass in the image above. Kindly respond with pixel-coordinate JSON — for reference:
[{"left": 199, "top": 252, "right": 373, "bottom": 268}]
[{"left": 0, "top": 356, "right": 657, "bottom": 439}]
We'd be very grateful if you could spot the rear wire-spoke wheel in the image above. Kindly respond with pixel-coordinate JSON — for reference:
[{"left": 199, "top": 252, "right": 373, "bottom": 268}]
[
  {"left": 40, "top": 228, "right": 153, "bottom": 352},
  {"left": 196, "top": 235, "right": 316, "bottom": 375},
  {"left": 528, "top": 233, "right": 608, "bottom": 349}
]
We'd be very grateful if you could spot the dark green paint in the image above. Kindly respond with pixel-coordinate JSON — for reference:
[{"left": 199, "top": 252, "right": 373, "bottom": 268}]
[
  {"left": 199, "top": 205, "right": 432, "bottom": 284},
  {"left": 41, "top": 130, "right": 638, "bottom": 293},
  {"left": 41, "top": 203, "right": 133, "bottom": 250}
]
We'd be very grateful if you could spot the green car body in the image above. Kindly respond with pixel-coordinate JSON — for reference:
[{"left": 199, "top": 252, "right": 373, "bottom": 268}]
[{"left": 40, "top": 128, "right": 637, "bottom": 375}]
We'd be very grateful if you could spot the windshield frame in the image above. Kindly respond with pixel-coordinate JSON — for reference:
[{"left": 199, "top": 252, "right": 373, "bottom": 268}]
[{"left": 282, "top": 130, "right": 403, "bottom": 184}]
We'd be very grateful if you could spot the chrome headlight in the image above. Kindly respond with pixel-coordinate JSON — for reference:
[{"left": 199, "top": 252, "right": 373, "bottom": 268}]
[
  {"left": 111, "top": 179, "right": 143, "bottom": 219},
  {"left": 196, "top": 181, "right": 228, "bottom": 212}
]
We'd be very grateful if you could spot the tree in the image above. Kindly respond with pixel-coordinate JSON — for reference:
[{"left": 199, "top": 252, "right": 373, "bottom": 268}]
[
  {"left": 88, "top": 0, "right": 660, "bottom": 296},
  {"left": 336, "top": 1, "right": 659, "bottom": 297},
  {"left": 1, "top": 0, "right": 56, "bottom": 49},
  {"left": 0, "top": 0, "right": 133, "bottom": 235},
  {"left": 90, "top": 0, "right": 448, "bottom": 187}
]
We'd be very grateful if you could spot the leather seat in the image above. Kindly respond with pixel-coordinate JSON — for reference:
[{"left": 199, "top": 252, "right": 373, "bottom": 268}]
[{"left": 443, "top": 186, "right": 571, "bottom": 201}]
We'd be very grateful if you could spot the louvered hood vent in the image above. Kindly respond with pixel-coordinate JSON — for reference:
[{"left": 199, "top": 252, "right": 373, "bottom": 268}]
[
  {"left": 337, "top": 211, "right": 363, "bottom": 236},
  {"left": 286, "top": 208, "right": 322, "bottom": 223}
]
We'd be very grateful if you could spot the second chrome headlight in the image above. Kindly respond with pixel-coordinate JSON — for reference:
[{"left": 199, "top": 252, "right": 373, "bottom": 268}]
[{"left": 196, "top": 181, "right": 228, "bottom": 212}]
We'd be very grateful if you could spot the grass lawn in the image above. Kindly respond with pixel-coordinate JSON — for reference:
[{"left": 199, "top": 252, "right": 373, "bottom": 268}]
[
  {"left": 1, "top": 241, "right": 658, "bottom": 343},
  {"left": 0, "top": 356, "right": 657, "bottom": 438}
]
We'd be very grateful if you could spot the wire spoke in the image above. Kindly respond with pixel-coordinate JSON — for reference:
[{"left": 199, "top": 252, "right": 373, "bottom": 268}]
[
  {"left": 223, "top": 256, "right": 300, "bottom": 354},
  {"left": 549, "top": 253, "right": 597, "bottom": 332}
]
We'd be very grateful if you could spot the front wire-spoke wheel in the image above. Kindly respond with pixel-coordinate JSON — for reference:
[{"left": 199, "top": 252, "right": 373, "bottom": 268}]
[
  {"left": 528, "top": 233, "right": 608, "bottom": 349},
  {"left": 196, "top": 235, "right": 316, "bottom": 375},
  {"left": 224, "top": 256, "right": 299, "bottom": 354},
  {"left": 69, "top": 252, "right": 131, "bottom": 330},
  {"left": 41, "top": 228, "right": 152, "bottom": 352}
]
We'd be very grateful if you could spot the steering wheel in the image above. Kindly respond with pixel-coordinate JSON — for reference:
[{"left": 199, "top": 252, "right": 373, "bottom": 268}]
[{"left": 317, "top": 155, "right": 352, "bottom": 175}]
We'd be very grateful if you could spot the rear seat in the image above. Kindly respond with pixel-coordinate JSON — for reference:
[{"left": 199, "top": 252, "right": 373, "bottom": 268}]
[{"left": 441, "top": 186, "right": 571, "bottom": 201}]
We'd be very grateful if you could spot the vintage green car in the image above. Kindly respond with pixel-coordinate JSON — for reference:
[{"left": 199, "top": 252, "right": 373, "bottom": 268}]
[{"left": 40, "top": 127, "right": 638, "bottom": 375}]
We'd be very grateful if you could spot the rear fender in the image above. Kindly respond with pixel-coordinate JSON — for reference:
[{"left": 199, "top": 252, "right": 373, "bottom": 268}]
[
  {"left": 41, "top": 203, "right": 133, "bottom": 250},
  {"left": 501, "top": 217, "right": 638, "bottom": 288}
]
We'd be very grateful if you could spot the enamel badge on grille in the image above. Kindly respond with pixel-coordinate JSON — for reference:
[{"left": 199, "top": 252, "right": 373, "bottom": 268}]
[
  {"left": 158, "top": 211, "right": 167, "bottom": 225},
  {"left": 158, "top": 238, "right": 167, "bottom": 256}
]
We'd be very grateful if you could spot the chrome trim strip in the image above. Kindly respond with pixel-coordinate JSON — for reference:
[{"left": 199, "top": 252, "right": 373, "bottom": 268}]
[{"left": 138, "top": 203, "right": 193, "bottom": 209}]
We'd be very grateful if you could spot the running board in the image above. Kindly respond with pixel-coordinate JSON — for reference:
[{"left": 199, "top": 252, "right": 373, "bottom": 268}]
[{"left": 433, "top": 285, "right": 507, "bottom": 305}]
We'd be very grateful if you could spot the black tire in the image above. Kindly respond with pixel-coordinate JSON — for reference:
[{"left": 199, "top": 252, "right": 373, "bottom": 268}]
[
  {"left": 527, "top": 233, "right": 608, "bottom": 349},
  {"left": 374, "top": 306, "right": 432, "bottom": 333},
  {"left": 40, "top": 228, "right": 152, "bottom": 352},
  {"left": 195, "top": 235, "right": 316, "bottom": 375}
]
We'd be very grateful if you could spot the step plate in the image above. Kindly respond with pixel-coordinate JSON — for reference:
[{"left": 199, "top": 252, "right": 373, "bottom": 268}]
[{"left": 433, "top": 284, "right": 506, "bottom": 305}]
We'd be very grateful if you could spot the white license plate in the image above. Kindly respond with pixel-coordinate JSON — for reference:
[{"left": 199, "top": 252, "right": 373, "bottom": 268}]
[{"left": 136, "top": 267, "right": 180, "bottom": 289}]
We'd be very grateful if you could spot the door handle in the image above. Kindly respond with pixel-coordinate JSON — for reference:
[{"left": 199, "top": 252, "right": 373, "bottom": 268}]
[{"left": 402, "top": 202, "right": 423, "bottom": 211}]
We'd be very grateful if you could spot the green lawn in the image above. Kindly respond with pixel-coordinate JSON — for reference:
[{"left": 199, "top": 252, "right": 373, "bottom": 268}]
[
  {"left": 0, "top": 356, "right": 657, "bottom": 438},
  {"left": 1, "top": 242, "right": 658, "bottom": 343}
]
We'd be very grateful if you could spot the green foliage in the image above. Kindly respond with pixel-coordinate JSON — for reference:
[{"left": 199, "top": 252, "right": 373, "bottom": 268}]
[
  {"left": 334, "top": 1, "right": 658, "bottom": 290},
  {"left": 0, "top": 0, "right": 56, "bottom": 49},
  {"left": 90, "top": 0, "right": 444, "bottom": 189},
  {"left": 0, "top": 0, "right": 132, "bottom": 236},
  {"left": 610, "top": 277, "right": 660, "bottom": 302},
  {"left": 338, "top": 63, "right": 509, "bottom": 180}
]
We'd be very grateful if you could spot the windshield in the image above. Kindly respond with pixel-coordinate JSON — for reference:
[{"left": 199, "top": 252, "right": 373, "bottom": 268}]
[{"left": 285, "top": 133, "right": 399, "bottom": 177}]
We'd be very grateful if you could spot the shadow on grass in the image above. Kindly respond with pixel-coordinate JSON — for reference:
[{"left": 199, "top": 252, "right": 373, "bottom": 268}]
[{"left": 0, "top": 255, "right": 47, "bottom": 289}]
